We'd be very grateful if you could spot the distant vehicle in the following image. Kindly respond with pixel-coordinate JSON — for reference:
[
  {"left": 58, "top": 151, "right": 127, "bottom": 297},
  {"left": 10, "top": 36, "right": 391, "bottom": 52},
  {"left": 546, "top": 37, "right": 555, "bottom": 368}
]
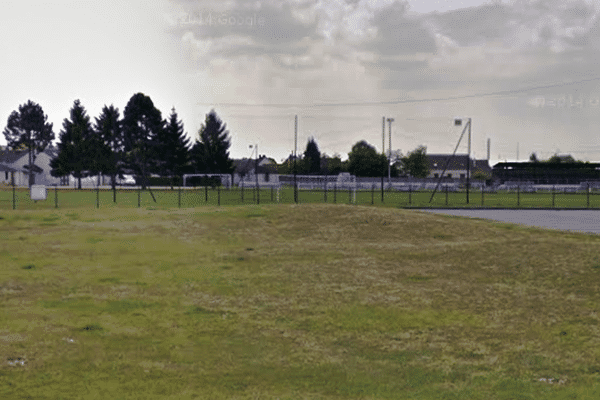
[{"left": 116, "top": 175, "right": 136, "bottom": 186}]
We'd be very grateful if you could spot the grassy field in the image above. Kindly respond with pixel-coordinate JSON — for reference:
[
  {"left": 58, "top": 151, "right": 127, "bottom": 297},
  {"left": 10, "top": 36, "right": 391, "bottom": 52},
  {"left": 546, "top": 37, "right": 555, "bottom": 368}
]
[
  {"left": 1, "top": 203, "right": 600, "bottom": 399},
  {"left": 1, "top": 186, "right": 600, "bottom": 210}
]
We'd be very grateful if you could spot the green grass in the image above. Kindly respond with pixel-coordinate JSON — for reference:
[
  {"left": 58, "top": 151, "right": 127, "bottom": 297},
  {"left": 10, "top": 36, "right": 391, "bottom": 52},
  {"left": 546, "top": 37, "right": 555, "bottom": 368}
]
[
  {"left": 1, "top": 186, "right": 599, "bottom": 210},
  {"left": 1, "top": 203, "right": 600, "bottom": 398}
]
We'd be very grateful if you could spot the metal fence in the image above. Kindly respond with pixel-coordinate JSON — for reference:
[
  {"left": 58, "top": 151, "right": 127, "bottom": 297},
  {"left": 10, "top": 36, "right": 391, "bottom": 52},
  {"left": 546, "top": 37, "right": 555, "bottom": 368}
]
[{"left": 2, "top": 182, "right": 600, "bottom": 210}]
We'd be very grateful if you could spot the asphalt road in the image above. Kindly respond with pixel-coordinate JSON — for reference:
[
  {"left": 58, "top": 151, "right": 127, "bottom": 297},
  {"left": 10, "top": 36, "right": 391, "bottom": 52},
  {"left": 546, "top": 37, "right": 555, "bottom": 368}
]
[{"left": 418, "top": 209, "right": 600, "bottom": 235}]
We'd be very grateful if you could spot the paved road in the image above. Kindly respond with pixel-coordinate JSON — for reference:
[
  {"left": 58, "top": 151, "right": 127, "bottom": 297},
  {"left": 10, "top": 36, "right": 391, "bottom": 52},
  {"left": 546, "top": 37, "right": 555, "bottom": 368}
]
[{"left": 418, "top": 209, "right": 600, "bottom": 235}]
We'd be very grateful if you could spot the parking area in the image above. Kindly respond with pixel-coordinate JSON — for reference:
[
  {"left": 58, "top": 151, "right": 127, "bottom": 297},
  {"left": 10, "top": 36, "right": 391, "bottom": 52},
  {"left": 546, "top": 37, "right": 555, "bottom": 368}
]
[{"left": 417, "top": 209, "right": 600, "bottom": 235}]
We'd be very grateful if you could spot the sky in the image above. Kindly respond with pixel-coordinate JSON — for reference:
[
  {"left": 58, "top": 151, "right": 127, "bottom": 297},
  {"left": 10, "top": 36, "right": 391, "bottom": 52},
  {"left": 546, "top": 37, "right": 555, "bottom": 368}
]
[{"left": 2, "top": 0, "right": 600, "bottom": 166}]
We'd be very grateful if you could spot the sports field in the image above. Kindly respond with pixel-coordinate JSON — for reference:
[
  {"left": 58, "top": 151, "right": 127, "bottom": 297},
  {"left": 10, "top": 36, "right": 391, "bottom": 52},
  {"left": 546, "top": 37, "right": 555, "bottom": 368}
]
[
  {"left": 1, "top": 186, "right": 599, "bottom": 209},
  {"left": 1, "top": 203, "right": 600, "bottom": 399}
]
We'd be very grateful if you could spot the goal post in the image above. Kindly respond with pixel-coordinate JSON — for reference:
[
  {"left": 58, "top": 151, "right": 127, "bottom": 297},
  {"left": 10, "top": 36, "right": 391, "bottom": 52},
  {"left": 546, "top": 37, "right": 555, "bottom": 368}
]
[{"left": 183, "top": 174, "right": 232, "bottom": 188}]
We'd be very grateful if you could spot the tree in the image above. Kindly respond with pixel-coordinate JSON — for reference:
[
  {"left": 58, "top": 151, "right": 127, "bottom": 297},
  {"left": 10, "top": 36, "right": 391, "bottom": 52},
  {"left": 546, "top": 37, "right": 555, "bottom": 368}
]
[
  {"left": 402, "top": 145, "right": 429, "bottom": 178},
  {"left": 50, "top": 100, "right": 98, "bottom": 189},
  {"left": 529, "top": 152, "right": 539, "bottom": 162},
  {"left": 3, "top": 100, "right": 54, "bottom": 187},
  {"left": 190, "top": 110, "right": 234, "bottom": 175},
  {"left": 303, "top": 137, "right": 321, "bottom": 175},
  {"left": 94, "top": 105, "right": 124, "bottom": 191},
  {"left": 122, "top": 93, "right": 165, "bottom": 190},
  {"left": 347, "top": 140, "right": 387, "bottom": 177},
  {"left": 153, "top": 107, "right": 191, "bottom": 188}
]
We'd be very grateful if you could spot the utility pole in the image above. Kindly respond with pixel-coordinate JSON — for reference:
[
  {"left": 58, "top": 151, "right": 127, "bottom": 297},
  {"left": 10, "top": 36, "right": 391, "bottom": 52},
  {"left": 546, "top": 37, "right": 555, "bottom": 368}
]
[
  {"left": 294, "top": 115, "right": 298, "bottom": 203},
  {"left": 381, "top": 116, "right": 385, "bottom": 202},
  {"left": 387, "top": 118, "right": 394, "bottom": 188},
  {"left": 467, "top": 118, "right": 471, "bottom": 204}
]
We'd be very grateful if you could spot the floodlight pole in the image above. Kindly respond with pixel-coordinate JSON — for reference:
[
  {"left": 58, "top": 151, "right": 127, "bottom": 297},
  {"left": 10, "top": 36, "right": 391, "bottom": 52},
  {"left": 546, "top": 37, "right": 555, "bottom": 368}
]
[
  {"left": 467, "top": 118, "right": 471, "bottom": 204},
  {"left": 387, "top": 118, "right": 394, "bottom": 188},
  {"left": 382, "top": 116, "right": 385, "bottom": 202},
  {"left": 294, "top": 115, "right": 298, "bottom": 203}
]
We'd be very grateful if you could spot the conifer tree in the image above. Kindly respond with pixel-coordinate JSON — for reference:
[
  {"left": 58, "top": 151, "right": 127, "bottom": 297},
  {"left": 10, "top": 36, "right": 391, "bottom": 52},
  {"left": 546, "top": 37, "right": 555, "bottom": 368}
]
[
  {"left": 50, "top": 100, "right": 93, "bottom": 189},
  {"left": 190, "top": 110, "right": 234, "bottom": 175}
]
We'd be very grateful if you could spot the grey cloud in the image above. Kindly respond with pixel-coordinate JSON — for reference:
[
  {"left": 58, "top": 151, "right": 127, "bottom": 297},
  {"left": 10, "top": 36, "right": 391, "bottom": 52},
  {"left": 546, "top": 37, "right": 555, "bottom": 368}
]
[{"left": 362, "top": 2, "right": 437, "bottom": 56}]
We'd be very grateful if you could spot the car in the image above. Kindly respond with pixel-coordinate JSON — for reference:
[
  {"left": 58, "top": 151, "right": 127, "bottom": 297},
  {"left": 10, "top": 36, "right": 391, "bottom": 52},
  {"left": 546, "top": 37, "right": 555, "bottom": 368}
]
[{"left": 116, "top": 174, "right": 136, "bottom": 186}]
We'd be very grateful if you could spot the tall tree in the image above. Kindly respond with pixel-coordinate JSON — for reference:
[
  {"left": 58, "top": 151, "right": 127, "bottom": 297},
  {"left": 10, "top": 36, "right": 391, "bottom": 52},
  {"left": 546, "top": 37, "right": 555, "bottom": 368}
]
[
  {"left": 3, "top": 100, "right": 54, "bottom": 187},
  {"left": 347, "top": 140, "right": 387, "bottom": 177},
  {"left": 122, "top": 93, "right": 164, "bottom": 190},
  {"left": 402, "top": 145, "right": 429, "bottom": 178},
  {"left": 303, "top": 137, "right": 321, "bottom": 175},
  {"left": 153, "top": 107, "right": 191, "bottom": 188},
  {"left": 190, "top": 110, "right": 234, "bottom": 175},
  {"left": 50, "top": 100, "right": 94, "bottom": 189},
  {"left": 94, "top": 105, "right": 124, "bottom": 191}
]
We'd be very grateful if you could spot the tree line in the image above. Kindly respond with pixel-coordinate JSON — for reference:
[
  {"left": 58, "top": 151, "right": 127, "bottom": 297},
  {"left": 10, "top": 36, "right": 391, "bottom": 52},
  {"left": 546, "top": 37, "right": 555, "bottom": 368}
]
[
  {"left": 2, "top": 93, "right": 234, "bottom": 189},
  {"left": 2, "top": 93, "right": 431, "bottom": 189}
]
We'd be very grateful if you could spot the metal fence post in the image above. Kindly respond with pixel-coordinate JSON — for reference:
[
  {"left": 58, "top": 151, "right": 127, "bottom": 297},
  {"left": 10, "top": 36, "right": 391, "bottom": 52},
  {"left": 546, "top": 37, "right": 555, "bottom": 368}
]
[
  {"left": 96, "top": 186, "right": 99, "bottom": 209},
  {"left": 257, "top": 184, "right": 260, "bottom": 205},
  {"left": 349, "top": 187, "right": 351, "bottom": 204},
  {"left": 588, "top": 183, "right": 591, "bottom": 208},
  {"left": 409, "top": 185, "right": 412, "bottom": 205},
  {"left": 271, "top": 186, "right": 274, "bottom": 202},
  {"left": 205, "top": 186, "right": 208, "bottom": 203},
  {"left": 371, "top": 184, "right": 374, "bottom": 205},
  {"left": 517, "top": 185, "right": 520, "bottom": 207},
  {"left": 481, "top": 185, "right": 484, "bottom": 206},
  {"left": 138, "top": 188, "right": 141, "bottom": 207},
  {"left": 12, "top": 177, "right": 16, "bottom": 210},
  {"left": 178, "top": 186, "right": 181, "bottom": 208},
  {"left": 324, "top": 182, "right": 327, "bottom": 203},
  {"left": 218, "top": 186, "right": 221, "bottom": 206},
  {"left": 445, "top": 186, "right": 449, "bottom": 206},
  {"left": 55, "top": 185, "right": 58, "bottom": 209},
  {"left": 334, "top": 184, "right": 337, "bottom": 204},
  {"left": 552, "top": 185, "right": 555, "bottom": 208}
]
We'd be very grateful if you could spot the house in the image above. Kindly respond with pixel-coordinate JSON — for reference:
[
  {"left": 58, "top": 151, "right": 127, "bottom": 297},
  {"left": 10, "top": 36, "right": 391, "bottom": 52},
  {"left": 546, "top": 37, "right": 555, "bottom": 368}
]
[
  {"left": 232, "top": 156, "right": 279, "bottom": 187},
  {"left": 427, "top": 154, "right": 492, "bottom": 180},
  {"left": 0, "top": 147, "right": 63, "bottom": 187},
  {"left": 0, "top": 146, "right": 114, "bottom": 188}
]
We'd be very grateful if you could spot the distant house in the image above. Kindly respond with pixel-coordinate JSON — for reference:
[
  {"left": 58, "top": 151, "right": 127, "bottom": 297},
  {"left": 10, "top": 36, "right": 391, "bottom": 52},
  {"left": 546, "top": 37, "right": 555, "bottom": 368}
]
[
  {"left": 0, "top": 147, "right": 63, "bottom": 187},
  {"left": 232, "top": 156, "right": 279, "bottom": 187},
  {"left": 427, "top": 154, "right": 491, "bottom": 180},
  {"left": 0, "top": 146, "right": 113, "bottom": 187}
]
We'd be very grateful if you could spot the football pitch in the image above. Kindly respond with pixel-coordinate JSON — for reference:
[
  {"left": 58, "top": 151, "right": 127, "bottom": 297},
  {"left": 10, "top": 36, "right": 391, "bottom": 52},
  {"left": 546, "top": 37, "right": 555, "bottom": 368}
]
[
  {"left": 1, "top": 186, "right": 600, "bottom": 210},
  {"left": 2, "top": 203, "right": 600, "bottom": 399}
]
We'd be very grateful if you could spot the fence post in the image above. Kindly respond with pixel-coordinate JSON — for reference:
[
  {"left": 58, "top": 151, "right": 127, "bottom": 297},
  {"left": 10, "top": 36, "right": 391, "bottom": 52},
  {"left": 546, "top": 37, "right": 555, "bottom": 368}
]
[
  {"left": 241, "top": 184, "right": 244, "bottom": 203},
  {"left": 349, "top": 187, "right": 351, "bottom": 204},
  {"left": 277, "top": 185, "right": 280, "bottom": 203},
  {"left": 334, "top": 184, "right": 337, "bottom": 204},
  {"left": 218, "top": 186, "right": 221, "bottom": 206},
  {"left": 257, "top": 183, "right": 260, "bottom": 205},
  {"left": 12, "top": 176, "right": 16, "bottom": 210},
  {"left": 138, "top": 188, "right": 141, "bottom": 207},
  {"left": 517, "top": 185, "right": 520, "bottom": 207},
  {"left": 324, "top": 181, "right": 327, "bottom": 203},
  {"left": 205, "top": 186, "right": 208, "bottom": 203},
  {"left": 96, "top": 186, "right": 99, "bottom": 209},
  {"left": 409, "top": 185, "right": 412, "bottom": 205},
  {"left": 588, "top": 183, "right": 590, "bottom": 208},
  {"left": 481, "top": 185, "right": 484, "bottom": 206},
  {"left": 178, "top": 186, "right": 181, "bottom": 208},
  {"left": 271, "top": 186, "right": 274, "bottom": 202},
  {"left": 371, "top": 184, "right": 374, "bottom": 205},
  {"left": 55, "top": 185, "right": 58, "bottom": 208},
  {"left": 445, "top": 186, "right": 448, "bottom": 206},
  {"left": 552, "top": 185, "right": 555, "bottom": 208}
]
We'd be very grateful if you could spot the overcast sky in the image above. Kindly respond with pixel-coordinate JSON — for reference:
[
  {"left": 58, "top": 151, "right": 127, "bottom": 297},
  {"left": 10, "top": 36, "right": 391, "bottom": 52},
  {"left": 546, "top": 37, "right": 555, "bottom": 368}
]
[{"left": 2, "top": 0, "right": 600, "bottom": 165}]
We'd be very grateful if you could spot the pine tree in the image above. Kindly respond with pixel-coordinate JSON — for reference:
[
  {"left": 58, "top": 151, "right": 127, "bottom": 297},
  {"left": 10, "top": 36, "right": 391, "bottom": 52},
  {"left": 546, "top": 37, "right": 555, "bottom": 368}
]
[
  {"left": 50, "top": 100, "right": 93, "bottom": 189},
  {"left": 304, "top": 137, "right": 321, "bottom": 175},
  {"left": 3, "top": 100, "right": 54, "bottom": 187},
  {"left": 94, "top": 105, "right": 124, "bottom": 191},
  {"left": 154, "top": 107, "right": 191, "bottom": 188},
  {"left": 122, "top": 93, "right": 164, "bottom": 190},
  {"left": 190, "top": 110, "right": 234, "bottom": 175}
]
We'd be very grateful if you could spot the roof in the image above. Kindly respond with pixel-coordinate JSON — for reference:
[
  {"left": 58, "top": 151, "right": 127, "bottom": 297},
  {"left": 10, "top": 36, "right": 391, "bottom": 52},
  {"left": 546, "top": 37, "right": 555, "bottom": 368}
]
[
  {"left": 0, "top": 163, "right": 22, "bottom": 172},
  {"left": 233, "top": 157, "right": 277, "bottom": 174},
  {"left": 428, "top": 154, "right": 491, "bottom": 172},
  {"left": 0, "top": 149, "right": 28, "bottom": 164},
  {"left": 428, "top": 154, "right": 469, "bottom": 170}
]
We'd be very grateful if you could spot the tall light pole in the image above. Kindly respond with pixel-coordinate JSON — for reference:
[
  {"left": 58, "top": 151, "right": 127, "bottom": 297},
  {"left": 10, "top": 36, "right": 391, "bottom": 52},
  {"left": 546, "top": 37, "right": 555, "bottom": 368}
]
[
  {"left": 294, "top": 115, "right": 298, "bottom": 204},
  {"left": 250, "top": 144, "right": 259, "bottom": 204},
  {"left": 387, "top": 118, "right": 394, "bottom": 187},
  {"left": 382, "top": 116, "right": 385, "bottom": 202},
  {"left": 455, "top": 117, "right": 472, "bottom": 204}
]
